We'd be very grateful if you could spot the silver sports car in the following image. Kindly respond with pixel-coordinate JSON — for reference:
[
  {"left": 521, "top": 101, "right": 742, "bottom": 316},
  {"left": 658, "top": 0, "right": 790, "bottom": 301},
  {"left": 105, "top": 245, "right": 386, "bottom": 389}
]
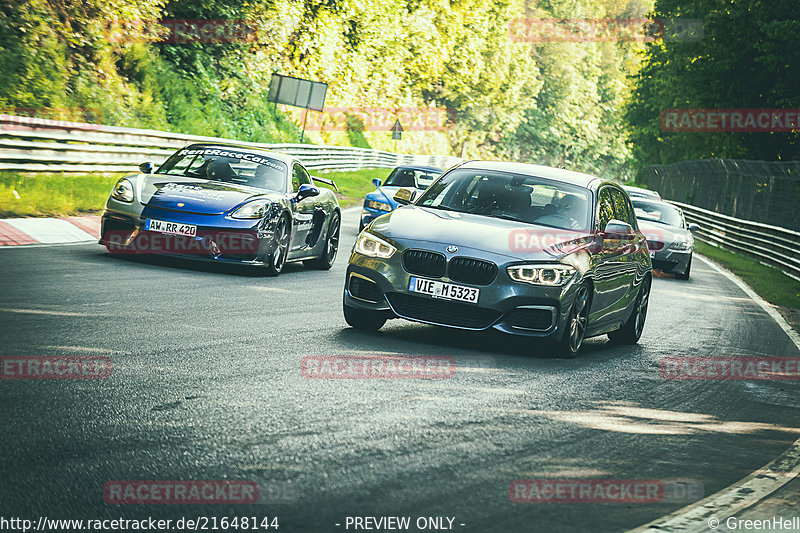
[
  {"left": 343, "top": 161, "right": 653, "bottom": 357},
  {"left": 632, "top": 198, "right": 698, "bottom": 279}
]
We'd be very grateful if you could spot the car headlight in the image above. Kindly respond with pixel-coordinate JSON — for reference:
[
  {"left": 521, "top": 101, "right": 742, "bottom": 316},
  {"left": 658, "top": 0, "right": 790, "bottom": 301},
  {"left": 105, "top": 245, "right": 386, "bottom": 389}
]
[
  {"left": 354, "top": 232, "right": 396, "bottom": 258},
  {"left": 366, "top": 200, "right": 392, "bottom": 212},
  {"left": 231, "top": 200, "right": 272, "bottom": 219},
  {"left": 111, "top": 179, "right": 134, "bottom": 203},
  {"left": 669, "top": 239, "right": 693, "bottom": 251},
  {"left": 507, "top": 264, "right": 576, "bottom": 286}
]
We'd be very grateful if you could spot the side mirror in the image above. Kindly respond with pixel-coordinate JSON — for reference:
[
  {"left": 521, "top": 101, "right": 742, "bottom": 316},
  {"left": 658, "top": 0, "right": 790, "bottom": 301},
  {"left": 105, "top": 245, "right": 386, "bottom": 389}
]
[
  {"left": 372, "top": 178, "right": 382, "bottom": 188},
  {"left": 688, "top": 223, "right": 700, "bottom": 233},
  {"left": 393, "top": 187, "right": 416, "bottom": 205},
  {"left": 603, "top": 219, "right": 634, "bottom": 236},
  {"left": 296, "top": 184, "right": 320, "bottom": 201},
  {"left": 139, "top": 162, "right": 154, "bottom": 174}
]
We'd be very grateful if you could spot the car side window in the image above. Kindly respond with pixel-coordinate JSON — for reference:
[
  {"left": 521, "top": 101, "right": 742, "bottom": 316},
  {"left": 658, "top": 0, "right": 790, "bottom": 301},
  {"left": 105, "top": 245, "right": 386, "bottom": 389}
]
[
  {"left": 610, "top": 189, "right": 636, "bottom": 228},
  {"left": 596, "top": 187, "right": 615, "bottom": 231},
  {"left": 292, "top": 163, "right": 311, "bottom": 193}
]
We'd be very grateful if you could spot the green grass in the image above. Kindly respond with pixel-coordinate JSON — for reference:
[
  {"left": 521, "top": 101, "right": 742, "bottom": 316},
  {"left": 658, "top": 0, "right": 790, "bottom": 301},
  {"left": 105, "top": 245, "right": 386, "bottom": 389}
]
[
  {"left": 314, "top": 167, "right": 391, "bottom": 208},
  {"left": 695, "top": 241, "right": 800, "bottom": 309},
  {"left": 0, "top": 167, "right": 391, "bottom": 217},
  {"left": 0, "top": 173, "right": 124, "bottom": 218}
]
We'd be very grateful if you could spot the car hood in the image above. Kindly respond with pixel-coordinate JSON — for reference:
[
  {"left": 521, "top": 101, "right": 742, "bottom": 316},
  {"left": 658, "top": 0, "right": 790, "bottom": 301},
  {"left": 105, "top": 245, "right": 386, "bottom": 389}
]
[
  {"left": 637, "top": 219, "right": 691, "bottom": 247},
  {"left": 370, "top": 205, "right": 591, "bottom": 261},
  {"left": 138, "top": 176, "right": 279, "bottom": 215}
]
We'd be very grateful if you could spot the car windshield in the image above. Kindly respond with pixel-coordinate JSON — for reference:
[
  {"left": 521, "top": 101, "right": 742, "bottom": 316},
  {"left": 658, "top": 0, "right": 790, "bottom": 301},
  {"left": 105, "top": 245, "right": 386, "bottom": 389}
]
[
  {"left": 156, "top": 146, "right": 288, "bottom": 192},
  {"left": 633, "top": 199, "right": 684, "bottom": 227},
  {"left": 415, "top": 169, "right": 592, "bottom": 231},
  {"left": 384, "top": 167, "right": 442, "bottom": 189}
]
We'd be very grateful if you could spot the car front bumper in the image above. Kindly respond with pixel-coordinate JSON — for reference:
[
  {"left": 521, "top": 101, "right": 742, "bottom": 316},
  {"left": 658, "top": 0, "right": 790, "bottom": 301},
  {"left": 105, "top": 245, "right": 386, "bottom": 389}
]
[
  {"left": 100, "top": 204, "right": 277, "bottom": 265},
  {"left": 343, "top": 240, "right": 582, "bottom": 340},
  {"left": 650, "top": 247, "right": 692, "bottom": 275}
]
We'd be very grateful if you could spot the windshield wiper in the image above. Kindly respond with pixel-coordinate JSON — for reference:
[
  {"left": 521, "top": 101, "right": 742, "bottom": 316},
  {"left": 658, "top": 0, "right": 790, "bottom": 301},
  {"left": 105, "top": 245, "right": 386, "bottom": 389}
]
[
  {"left": 491, "top": 214, "right": 528, "bottom": 223},
  {"left": 640, "top": 218, "right": 678, "bottom": 228},
  {"left": 422, "top": 204, "right": 460, "bottom": 212}
]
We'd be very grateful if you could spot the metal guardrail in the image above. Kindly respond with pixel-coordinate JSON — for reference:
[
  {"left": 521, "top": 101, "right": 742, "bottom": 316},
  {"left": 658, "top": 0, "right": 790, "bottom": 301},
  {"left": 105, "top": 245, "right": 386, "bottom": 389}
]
[
  {"left": 671, "top": 200, "right": 800, "bottom": 281},
  {"left": 0, "top": 114, "right": 461, "bottom": 173},
  {"left": 643, "top": 158, "right": 800, "bottom": 231}
]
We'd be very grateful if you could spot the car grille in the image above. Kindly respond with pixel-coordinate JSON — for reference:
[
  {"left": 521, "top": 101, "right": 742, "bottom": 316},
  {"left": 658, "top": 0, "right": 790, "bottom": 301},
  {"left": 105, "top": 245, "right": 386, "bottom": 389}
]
[
  {"left": 402, "top": 249, "right": 446, "bottom": 278},
  {"left": 385, "top": 293, "right": 500, "bottom": 329},
  {"left": 348, "top": 275, "right": 384, "bottom": 303},
  {"left": 506, "top": 307, "right": 554, "bottom": 331},
  {"left": 448, "top": 257, "right": 497, "bottom": 285}
]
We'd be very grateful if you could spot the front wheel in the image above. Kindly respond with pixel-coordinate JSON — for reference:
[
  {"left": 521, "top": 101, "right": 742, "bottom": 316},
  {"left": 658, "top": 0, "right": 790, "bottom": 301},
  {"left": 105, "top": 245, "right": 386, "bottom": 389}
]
[
  {"left": 608, "top": 276, "right": 651, "bottom": 344},
  {"left": 264, "top": 217, "right": 289, "bottom": 277},
  {"left": 343, "top": 301, "right": 387, "bottom": 331},
  {"left": 305, "top": 212, "right": 340, "bottom": 270},
  {"left": 555, "top": 283, "right": 590, "bottom": 359}
]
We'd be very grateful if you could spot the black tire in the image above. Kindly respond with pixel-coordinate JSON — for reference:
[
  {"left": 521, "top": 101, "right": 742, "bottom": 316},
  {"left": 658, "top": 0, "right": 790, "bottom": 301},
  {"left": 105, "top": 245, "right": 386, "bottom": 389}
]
[
  {"left": 608, "top": 276, "right": 651, "bottom": 344},
  {"left": 555, "top": 283, "right": 591, "bottom": 359},
  {"left": 305, "top": 212, "right": 340, "bottom": 270},
  {"left": 343, "top": 301, "right": 387, "bottom": 331},
  {"left": 676, "top": 256, "right": 691, "bottom": 280},
  {"left": 264, "top": 216, "right": 289, "bottom": 277}
]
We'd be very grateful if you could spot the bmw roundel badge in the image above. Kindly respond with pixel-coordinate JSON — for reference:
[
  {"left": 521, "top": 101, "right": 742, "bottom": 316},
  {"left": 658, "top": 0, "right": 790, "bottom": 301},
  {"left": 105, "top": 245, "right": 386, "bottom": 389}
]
[{"left": 446, "top": 245, "right": 458, "bottom": 253}]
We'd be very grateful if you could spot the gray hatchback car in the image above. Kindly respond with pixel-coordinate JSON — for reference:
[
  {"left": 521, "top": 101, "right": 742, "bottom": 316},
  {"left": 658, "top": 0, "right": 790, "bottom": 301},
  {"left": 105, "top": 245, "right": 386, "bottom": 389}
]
[
  {"left": 632, "top": 198, "right": 698, "bottom": 279},
  {"left": 343, "top": 161, "right": 653, "bottom": 357}
]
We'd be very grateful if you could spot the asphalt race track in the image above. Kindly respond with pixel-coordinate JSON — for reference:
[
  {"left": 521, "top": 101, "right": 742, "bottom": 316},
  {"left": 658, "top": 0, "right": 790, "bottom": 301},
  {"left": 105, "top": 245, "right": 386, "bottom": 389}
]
[{"left": 1, "top": 208, "right": 799, "bottom": 532}]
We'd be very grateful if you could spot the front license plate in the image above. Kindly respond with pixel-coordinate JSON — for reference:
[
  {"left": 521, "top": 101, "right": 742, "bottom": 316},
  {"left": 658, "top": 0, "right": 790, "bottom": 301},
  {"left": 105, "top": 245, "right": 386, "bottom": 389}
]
[
  {"left": 408, "top": 276, "right": 479, "bottom": 304},
  {"left": 145, "top": 219, "right": 197, "bottom": 237}
]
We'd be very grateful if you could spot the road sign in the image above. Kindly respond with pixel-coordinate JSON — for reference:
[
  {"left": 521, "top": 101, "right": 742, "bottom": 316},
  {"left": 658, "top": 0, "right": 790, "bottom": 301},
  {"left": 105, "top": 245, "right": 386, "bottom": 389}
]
[
  {"left": 268, "top": 73, "right": 328, "bottom": 142},
  {"left": 391, "top": 119, "right": 403, "bottom": 140}
]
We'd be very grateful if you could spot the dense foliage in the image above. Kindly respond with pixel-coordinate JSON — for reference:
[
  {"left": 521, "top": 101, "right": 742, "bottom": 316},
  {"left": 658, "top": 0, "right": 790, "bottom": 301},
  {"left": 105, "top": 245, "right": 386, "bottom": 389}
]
[
  {"left": 626, "top": 0, "right": 800, "bottom": 170},
  {"left": 1, "top": 0, "right": 654, "bottom": 178}
]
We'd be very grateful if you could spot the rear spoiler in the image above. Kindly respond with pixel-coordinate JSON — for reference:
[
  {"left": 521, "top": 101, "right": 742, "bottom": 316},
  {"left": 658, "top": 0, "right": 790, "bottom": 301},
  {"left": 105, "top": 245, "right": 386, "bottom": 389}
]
[{"left": 311, "top": 175, "right": 339, "bottom": 192}]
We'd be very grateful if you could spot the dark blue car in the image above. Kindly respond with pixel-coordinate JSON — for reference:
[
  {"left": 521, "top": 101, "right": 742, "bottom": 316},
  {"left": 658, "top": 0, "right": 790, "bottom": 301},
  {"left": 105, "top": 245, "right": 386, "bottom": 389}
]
[{"left": 359, "top": 165, "right": 443, "bottom": 232}]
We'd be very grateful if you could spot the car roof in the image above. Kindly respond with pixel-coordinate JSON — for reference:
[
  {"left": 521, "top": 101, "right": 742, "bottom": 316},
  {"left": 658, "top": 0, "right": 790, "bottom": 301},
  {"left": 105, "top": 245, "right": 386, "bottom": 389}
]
[
  {"left": 623, "top": 185, "right": 660, "bottom": 196},
  {"left": 457, "top": 160, "right": 610, "bottom": 189},
  {"left": 395, "top": 165, "right": 444, "bottom": 172},
  {"left": 185, "top": 142, "right": 296, "bottom": 166},
  {"left": 630, "top": 196, "right": 681, "bottom": 210}
]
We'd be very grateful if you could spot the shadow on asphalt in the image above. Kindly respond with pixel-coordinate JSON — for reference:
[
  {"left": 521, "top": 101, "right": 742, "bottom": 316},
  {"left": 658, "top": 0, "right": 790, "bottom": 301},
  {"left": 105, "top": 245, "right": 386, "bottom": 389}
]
[
  {"left": 93, "top": 247, "right": 309, "bottom": 277},
  {"left": 335, "top": 321, "right": 645, "bottom": 364}
]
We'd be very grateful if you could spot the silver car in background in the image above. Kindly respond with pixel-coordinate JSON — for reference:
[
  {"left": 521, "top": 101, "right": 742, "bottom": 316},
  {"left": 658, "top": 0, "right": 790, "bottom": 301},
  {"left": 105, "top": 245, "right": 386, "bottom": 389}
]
[
  {"left": 632, "top": 198, "right": 699, "bottom": 279},
  {"left": 623, "top": 185, "right": 661, "bottom": 201}
]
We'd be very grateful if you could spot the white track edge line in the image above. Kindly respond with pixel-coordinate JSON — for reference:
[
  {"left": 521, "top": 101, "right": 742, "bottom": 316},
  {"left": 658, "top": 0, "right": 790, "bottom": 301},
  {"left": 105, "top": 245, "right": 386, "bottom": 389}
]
[{"left": 627, "top": 253, "right": 800, "bottom": 533}]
